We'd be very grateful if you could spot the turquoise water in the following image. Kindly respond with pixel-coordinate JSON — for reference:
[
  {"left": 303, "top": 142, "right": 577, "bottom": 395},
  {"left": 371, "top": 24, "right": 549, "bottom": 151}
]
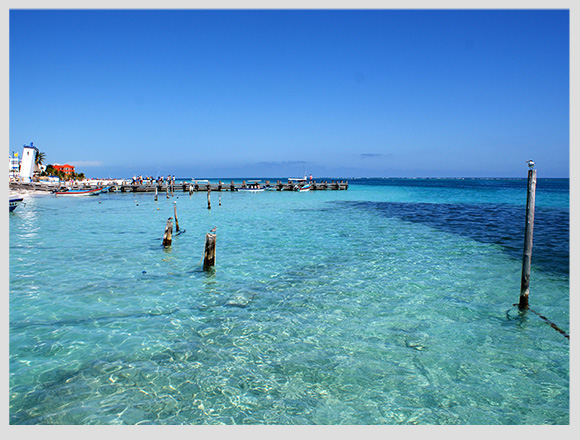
[{"left": 9, "top": 178, "right": 569, "bottom": 424}]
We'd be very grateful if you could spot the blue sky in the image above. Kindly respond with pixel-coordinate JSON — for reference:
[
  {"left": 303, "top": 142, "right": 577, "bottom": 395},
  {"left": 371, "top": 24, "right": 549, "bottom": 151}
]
[{"left": 9, "top": 9, "right": 569, "bottom": 179}]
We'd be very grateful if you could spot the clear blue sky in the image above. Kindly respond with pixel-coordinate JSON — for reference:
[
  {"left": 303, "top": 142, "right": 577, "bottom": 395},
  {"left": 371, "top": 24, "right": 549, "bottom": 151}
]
[{"left": 9, "top": 9, "right": 569, "bottom": 179}]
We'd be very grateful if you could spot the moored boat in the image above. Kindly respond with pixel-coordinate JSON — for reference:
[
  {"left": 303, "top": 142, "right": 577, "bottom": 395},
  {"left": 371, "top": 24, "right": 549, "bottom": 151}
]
[
  {"left": 9, "top": 197, "right": 24, "bottom": 212},
  {"left": 237, "top": 180, "right": 265, "bottom": 192},
  {"left": 288, "top": 176, "right": 311, "bottom": 191},
  {"left": 53, "top": 187, "right": 106, "bottom": 196},
  {"left": 237, "top": 186, "right": 265, "bottom": 192}
]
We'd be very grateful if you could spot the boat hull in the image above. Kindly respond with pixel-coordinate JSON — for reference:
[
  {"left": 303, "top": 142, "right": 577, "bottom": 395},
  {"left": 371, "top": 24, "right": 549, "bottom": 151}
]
[
  {"left": 54, "top": 187, "right": 105, "bottom": 196},
  {"left": 237, "top": 187, "right": 265, "bottom": 192},
  {"left": 9, "top": 198, "right": 24, "bottom": 212}
]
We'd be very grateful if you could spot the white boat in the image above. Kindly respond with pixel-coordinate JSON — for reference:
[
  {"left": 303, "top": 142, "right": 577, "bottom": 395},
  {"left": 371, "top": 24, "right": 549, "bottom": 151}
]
[
  {"left": 288, "top": 176, "right": 311, "bottom": 191},
  {"left": 238, "top": 187, "right": 265, "bottom": 192},
  {"left": 288, "top": 177, "right": 307, "bottom": 184},
  {"left": 191, "top": 179, "right": 210, "bottom": 185},
  {"left": 238, "top": 180, "right": 265, "bottom": 192}
]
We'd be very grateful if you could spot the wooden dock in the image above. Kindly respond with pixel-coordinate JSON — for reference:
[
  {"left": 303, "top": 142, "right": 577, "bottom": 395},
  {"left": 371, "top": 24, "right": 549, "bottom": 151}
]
[
  {"left": 111, "top": 180, "right": 348, "bottom": 193},
  {"left": 9, "top": 179, "right": 348, "bottom": 193}
]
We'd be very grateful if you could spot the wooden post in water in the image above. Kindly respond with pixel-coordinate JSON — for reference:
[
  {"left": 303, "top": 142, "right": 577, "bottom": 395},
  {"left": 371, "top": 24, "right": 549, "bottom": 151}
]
[
  {"left": 207, "top": 188, "right": 211, "bottom": 210},
  {"left": 154, "top": 185, "right": 158, "bottom": 201},
  {"left": 203, "top": 233, "right": 216, "bottom": 270},
  {"left": 173, "top": 201, "right": 180, "bottom": 232},
  {"left": 162, "top": 217, "right": 173, "bottom": 246},
  {"left": 519, "top": 167, "right": 537, "bottom": 309}
]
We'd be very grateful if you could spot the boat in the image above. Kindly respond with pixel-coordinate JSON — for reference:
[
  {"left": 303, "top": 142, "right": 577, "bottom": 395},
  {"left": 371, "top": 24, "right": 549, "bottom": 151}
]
[
  {"left": 237, "top": 186, "right": 265, "bottom": 192},
  {"left": 53, "top": 187, "right": 106, "bottom": 196},
  {"left": 287, "top": 175, "right": 312, "bottom": 192},
  {"left": 237, "top": 180, "right": 265, "bottom": 192},
  {"left": 288, "top": 176, "right": 311, "bottom": 192},
  {"left": 9, "top": 197, "right": 24, "bottom": 212}
]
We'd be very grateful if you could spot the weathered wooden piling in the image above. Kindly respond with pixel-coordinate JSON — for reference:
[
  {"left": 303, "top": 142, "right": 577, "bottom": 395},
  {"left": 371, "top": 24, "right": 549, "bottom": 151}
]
[
  {"left": 162, "top": 217, "right": 173, "bottom": 246},
  {"left": 173, "top": 201, "right": 180, "bottom": 232},
  {"left": 203, "top": 233, "right": 217, "bottom": 270},
  {"left": 207, "top": 188, "right": 211, "bottom": 210},
  {"left": 519, "top": 167, "right": 537, "bottom": 309}
]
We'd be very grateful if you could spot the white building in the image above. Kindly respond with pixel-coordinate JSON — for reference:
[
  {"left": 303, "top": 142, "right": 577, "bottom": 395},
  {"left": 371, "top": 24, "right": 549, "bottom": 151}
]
[
  {"left": 18, "top": 142, "right": 39, "bottom": 183},
  {"left": 9, "top": 152, "right": 20, "bottom": 180}
]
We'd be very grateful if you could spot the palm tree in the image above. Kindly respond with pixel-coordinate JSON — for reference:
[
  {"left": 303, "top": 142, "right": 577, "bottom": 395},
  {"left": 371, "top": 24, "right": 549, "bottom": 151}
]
[
  {"left": 35, "top": 151, "right": 46, "bottom": 166},
  {"left": 34, "top": 151, "right": 46, "bottom": 178}
]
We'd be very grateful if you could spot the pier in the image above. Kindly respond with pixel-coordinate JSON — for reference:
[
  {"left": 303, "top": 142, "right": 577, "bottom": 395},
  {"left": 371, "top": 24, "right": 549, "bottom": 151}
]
[
  {"left": 9, "top": 179, "right": 348, "bottom": 193},
  {"left": 111, "top": 180, "right": 348, "bottom": 193}
]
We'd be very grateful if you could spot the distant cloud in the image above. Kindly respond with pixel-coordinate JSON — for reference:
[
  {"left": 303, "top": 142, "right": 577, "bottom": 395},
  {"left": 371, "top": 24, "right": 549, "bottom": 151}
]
[
  {"left": 69, "top": 161, "right": 104, "bottom": 167},
  {"left": 360, "top": 153, "right": 387, "bottom": 159}
]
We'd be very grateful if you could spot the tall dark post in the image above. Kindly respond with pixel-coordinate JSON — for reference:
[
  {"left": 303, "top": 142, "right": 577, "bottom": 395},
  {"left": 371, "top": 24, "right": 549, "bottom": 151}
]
[
  {"left": 203, "top": 233, "right": 216, "bottom": 270},
  {"left": 207, "top": 188, "right": 211, "bottom": 210},
  {"left": 173, "top": 201, "right": 180, "bottom": 232},
  {"left": 162, "top": 217, "right": 173, "bottom": 247},
  {"left": 519, "top": 168, "right": 537, "bottom": 309}
]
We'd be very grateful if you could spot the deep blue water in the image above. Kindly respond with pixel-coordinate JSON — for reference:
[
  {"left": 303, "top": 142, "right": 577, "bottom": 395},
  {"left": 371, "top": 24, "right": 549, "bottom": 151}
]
[{"left": 9, "top": 178, "right": 569, "bottom": 424}]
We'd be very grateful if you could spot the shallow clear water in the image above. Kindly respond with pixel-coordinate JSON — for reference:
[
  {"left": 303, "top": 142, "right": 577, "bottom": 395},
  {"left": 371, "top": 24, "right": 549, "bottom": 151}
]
[{"left": 9, "top": 178, "right": 569, "bottom": 424}]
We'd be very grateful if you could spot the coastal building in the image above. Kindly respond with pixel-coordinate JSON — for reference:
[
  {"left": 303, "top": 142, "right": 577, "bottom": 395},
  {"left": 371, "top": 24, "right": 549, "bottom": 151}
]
[
  {"left": 9, "top": 152, "right": 20, "bottom": 181},
  {"left": 52, "top": 163, "right": 75, "bottom": 176},
  {"left": 18, "top": 142, "right": 38, "bottom": 183}
]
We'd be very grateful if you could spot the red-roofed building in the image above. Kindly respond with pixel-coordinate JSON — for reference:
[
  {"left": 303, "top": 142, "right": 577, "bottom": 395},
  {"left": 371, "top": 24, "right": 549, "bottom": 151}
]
[{"left": 52, "top": 164, "right": 75, "bottom": 176}]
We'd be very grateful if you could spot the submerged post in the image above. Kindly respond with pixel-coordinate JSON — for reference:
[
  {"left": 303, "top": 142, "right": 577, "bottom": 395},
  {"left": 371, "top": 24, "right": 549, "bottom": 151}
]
[
  {"left": 203, "top": 233, "right": 216, "bottom": 270},
  {"left": 173, "top": 201, "right": 180, "bottom": 232},
  {"left": 519, "top": 166, "right": 537, "bottom": 309},
  {"left": 162, "top": 217, "right": 173, "bottom": 246}
]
